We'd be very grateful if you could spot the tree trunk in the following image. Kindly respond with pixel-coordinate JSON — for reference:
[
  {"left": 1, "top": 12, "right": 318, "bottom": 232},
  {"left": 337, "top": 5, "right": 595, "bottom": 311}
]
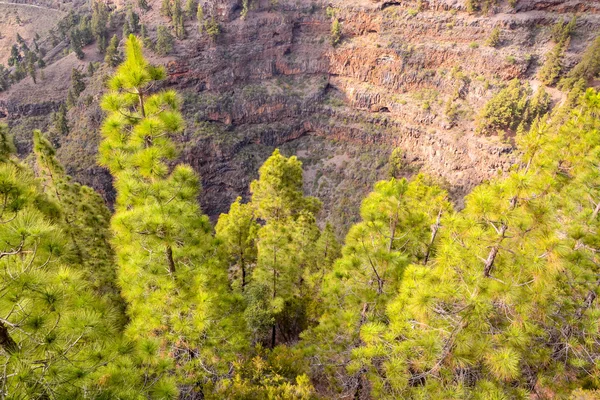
[
  {"left": 424, "top": 209, "right": 443, "bottom": 265},
  {"left": 271, "top": 246, "right": 277, "bottom": 348},
  {"left": 166, "top": 245, "right": 176, "bottom": 274},
  {"left": 483, "top": 224, "right": 507, "bottom": 277},
  {"left": 576, "top": 279, "right": 600, "bottom": 319},
  {"left": 0, "top": 321, "right": 17, "bottom": 354}
]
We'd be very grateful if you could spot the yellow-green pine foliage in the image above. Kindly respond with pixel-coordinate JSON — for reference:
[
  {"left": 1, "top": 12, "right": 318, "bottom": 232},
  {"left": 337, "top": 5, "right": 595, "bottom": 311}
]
[
  {"left": 98, "top": 35, "right": 246, "bottom": 397},
  {"left": 0, "top": 124, "right": 122, "bottom": 398},
  {"left": 212, "top": 149, "right": 338, "bottom": 398},
  {"left": 538, "top": 38, "right": 570, "bottom": 86},
  {"left": 302, "top": 174, "right": 451, "bottom": 397},
  {"left": 357, "top": 89, "right": 600, "bottom": 398},
  {"left": 477, "top": 79, "right": 530, "bottom": 135},
  {"left": 560, "top": 35, "right": 600, "bottom": 91},
  {"left": 245, "top": 149, "right": 324, "bottom": 347},
  {"left": 216, "top": 196, "right": 259, "bottom": 292},
  {"left": 33, "top": 130, "right": 123, "bottom": 319}
]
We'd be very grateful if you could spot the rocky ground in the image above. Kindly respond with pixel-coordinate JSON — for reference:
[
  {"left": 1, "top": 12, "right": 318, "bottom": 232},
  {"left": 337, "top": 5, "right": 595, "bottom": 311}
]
[{"left": 1, "top": 0, "right": 599, "bottom": 235}]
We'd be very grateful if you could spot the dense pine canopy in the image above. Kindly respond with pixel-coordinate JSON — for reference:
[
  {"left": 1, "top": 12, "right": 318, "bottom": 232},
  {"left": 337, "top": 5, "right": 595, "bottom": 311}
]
[{"left": 0, "top": 35, "right": 599, "bottom": 399}]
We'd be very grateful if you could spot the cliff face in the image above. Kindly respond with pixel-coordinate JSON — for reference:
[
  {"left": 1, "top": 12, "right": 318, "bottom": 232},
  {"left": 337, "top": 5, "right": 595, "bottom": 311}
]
[{"left": 1, "top": 0, "right": 599, "bottom": 232}]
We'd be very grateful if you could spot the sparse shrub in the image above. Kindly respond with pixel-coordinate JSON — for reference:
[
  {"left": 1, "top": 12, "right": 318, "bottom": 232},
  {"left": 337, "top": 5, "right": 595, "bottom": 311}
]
[
  {"left": 331, "top": 18, "right": 341, "bottom": 46},
  {"left": 551, "top": 16, "right": 576, "bottom": 44},
  {"left": 205, "top": 17, "right": 221, "bottom": 39},
  {"left": 486, "top": 26, "right": 501, "bottom": 47},
  {"left": 388, "top": 147, "right": 406, "bottom": 177},
  {"left": 560, "top": 35, "right": 600, "bottom": 90},
  {"left": 477, "top": 79, "right": 528, "bottom": 135},
  {"left": 538, "top": 38, "right": 569, "bottom": 85}
]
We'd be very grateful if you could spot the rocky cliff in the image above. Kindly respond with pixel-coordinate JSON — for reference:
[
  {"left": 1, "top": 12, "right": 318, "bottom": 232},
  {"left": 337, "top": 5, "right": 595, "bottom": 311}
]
[{"left": 1, "top": 0, "right": 599, "bottom": 233}]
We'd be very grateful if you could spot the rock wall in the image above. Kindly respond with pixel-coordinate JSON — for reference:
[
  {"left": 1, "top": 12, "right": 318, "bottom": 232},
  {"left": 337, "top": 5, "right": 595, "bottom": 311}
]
[{"left": 2, "top": 0, "right": 600, "bottom": 231}]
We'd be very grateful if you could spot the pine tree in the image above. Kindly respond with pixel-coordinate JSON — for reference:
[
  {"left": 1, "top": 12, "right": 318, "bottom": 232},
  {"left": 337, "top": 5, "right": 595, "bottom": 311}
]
[
  {"left": 156, "top": 25, "right": 174, "bottom": 55},
  {"left": 185, "top": 0, "right": 196, "bottom": 18},
  {"left": 127, "top": 7, "right": 140, "bottom": 33},
  {"left": 477, "top": 79, "right": 529, "bottom": 135},
  {"left": 245, "top": 149, "right": 323, "bottom": 347},
  {"left": 91, "top": 0, "right": 110, "bottom": 53},
  {"left": 0, "top": 124, "right": 122, "bottom": 398},
  {"left": 355, "top": 89, "right": 600, "bottom": 398},
  {"left": 331, "top": 18, "right": 341, "bottom": 46},
  {"left": 302, "top": 174, "right": 451, "bottom": 397},
  {"left": 66, "top": 89, "right": 76, "bottom": 108},
  {"left": 560, "top": 35, "right": 600, "bottom": 90},
  {"left": 26, "top": 51, "right": 37, "bottom": 83},
  {"left": 196, "top": 3, "right": 204, "bottom": 33},
  {"left": 69, "top": 29, "right": 85, "bottom": 59},
  {"left": 104, "top": 34, "right": 121, "bottom": 67},
  {"left": 7, "top": 44, "right": 21, "bottom": 66},
  {"left": 161, "top": 0, "right": 172, "bottom": 18},
  {"left": 216, "top": 196, "right": 259, "bottom": 291},
  {"left": 71, "top": 67, "right": 86, "bottom": 97},
  {"left": 172, "top": 0, "right": 185, "bottom": 39},
  {"left": 98, "top": 35, "right": 247, "bottom": 395},
  {"left": 538, "top": 37, "right": 570, "bottom": 86},
  {"left": 87, "top": 61, "right": 95, "bottom": 76},
  {"left": 140, "top": 24, "right": 152, "bottom": 49},
  {"left": 33, "top": 130, "right": 124, "bottom": 319},
  {"left": 53, "top": 103, "right": 69, "bottom": 137}
]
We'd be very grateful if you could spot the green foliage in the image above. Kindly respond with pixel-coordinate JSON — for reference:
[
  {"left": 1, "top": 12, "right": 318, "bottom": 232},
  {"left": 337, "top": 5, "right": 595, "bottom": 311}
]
[
  {"left": 205, "top": 17, "right": 221, "bottom": 39},
  {"left": 33, "top": 130, "right": 123, "bottom": 321},
  {"left": 388, "top": 147, "right": 406, "bottom": 177},
  {"left": 71, "top": 67, "right": 86, "bottom": 97},
  {"left": 196, "top": 3, "right": 204, "bottom": 33},
  {"left": 161, "top": 0, "right": 172, "bottom": 18},
  {"left": 126, "top": 7, "right": 140, "bottom": 34},
  {"left": 356, "top": 89, "right": 600, "bottom": 398},
  {"left": 104, "top": 34, "right": 122, "bottom": 67},
  {"left": 0, "top": 124, "right": 123, "bottom": 398},
  {"left": 69, "top": 28, "right": 85, "bottom": 59},
  {"left": 538, "top": 37, "right": 570, "bottom": 86},
  {"left": 331, "top": 18, "right": 341, "bottom": 46},
  {"left": 301, "top": 175, "right": 451, "bottom": 397},
  {"left": 91, "top": 0, "right": 110, "bottom": 53},
  {"left": 156, "top": 25, "right": 174, "bottom": 55},
  {"left": 486, "top": 26, "right": 501, "bottom": 47},
  {"left": 172, "top": 0, "right": 185, "bottom": 39},
  {"left": 241, "top": 0, "right": 250, "bottom": 19},
  {"left": 216, "top": 197, "right": 259, "bottom": 291},
  {"left": 551, "top": 16, "right": 577, "bottom": 44},
  {"left": 185, "top": 0, "right": 197, "bottom": 17},
  {"left": 207, "top": 346, "right": 315, "bottom": 399},
  {"left": 52, "top": 103, "right": 69, "bottom": 138},
  {"left": 477, "top": 79, "right": 529, "bottom": 135},
  {"left": 560, "top": 35, "right": 600, "bottom": 90},
  {"left": 466, "top": 0, "right": 497, "bottom": 14},
  {"left": 250, "top": 149, "right": 320, "bottom": 221},
  {"left": 98, "top": 35, "right": 247, "bottom": 394}
]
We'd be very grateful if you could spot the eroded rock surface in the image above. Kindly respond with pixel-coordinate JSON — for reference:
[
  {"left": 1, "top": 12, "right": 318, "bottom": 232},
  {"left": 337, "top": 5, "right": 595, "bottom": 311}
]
[{"left": 1, "top": 0, "right": 599, "bottom": 232}]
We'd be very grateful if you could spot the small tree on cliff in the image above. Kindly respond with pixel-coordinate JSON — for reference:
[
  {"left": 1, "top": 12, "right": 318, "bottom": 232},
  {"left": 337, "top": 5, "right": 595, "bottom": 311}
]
[
  {"left": 156, "top": 25, "right": 174, "bottom": 55},
  {"left": 105, "top": 34, "right": 122, "bottom": 67},
  {"left": 331, "top": 18, "right": 341, "bottom": 46},
  {"left": 196, "top": 3, "right": 204, "bottom": 33}
]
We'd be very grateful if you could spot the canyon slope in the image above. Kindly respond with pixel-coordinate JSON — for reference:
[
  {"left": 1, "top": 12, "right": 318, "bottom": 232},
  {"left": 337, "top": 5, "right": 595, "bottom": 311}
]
[{"left": 1, "top": 0, "right": 599, "bottom": 233}]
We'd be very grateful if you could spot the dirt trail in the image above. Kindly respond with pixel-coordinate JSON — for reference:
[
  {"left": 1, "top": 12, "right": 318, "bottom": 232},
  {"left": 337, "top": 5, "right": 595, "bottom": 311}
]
[{"left": 0, "top": 1, "right": 57, "bottom": 10}]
